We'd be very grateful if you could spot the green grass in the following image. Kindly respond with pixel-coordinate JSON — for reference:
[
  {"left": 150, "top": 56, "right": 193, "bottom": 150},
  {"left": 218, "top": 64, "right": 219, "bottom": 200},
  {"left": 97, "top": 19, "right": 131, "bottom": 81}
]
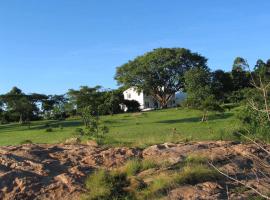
[
  {"left": 82, "top": 154, "right": 220, "bottom": 200},
  {"left": 0, "top": 108, "right": 241, "bottom": 146},
  {"left": 83, "top": 169, "right": 130, "bottom": 200},
  {"left": 121, "top": 159, "right": 158, "bottom": 176}
]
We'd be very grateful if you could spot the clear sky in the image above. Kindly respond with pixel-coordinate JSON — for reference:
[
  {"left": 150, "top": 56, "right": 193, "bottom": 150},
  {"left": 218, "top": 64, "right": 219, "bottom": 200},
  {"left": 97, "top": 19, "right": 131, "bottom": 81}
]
[{"left": 1, "top": 0, "right": 270, "bottom": 94}]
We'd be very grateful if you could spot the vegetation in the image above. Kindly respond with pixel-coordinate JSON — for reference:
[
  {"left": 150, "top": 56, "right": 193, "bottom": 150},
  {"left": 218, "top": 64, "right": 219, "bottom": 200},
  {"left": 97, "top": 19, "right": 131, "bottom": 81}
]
[
  {"left": 83, "top": 169, "right": 130, "bottom": 200},
  {"left": 0, "top": 108, "right": 240, "bottom": 146},
  {"left": 0, "top": 48, "right": 269, "bottom": 144},
  {"left": 120, "top": 159, "right": 158, "bottom": 176},
  {"left": 83, "top": 154, "right": 220, "bottom": 200},
  {"left": 115, "top": 48, "right": 208, "bottom": 108},
  {"left": 184, "top": 67, "right": 224, "bottom": 121}
]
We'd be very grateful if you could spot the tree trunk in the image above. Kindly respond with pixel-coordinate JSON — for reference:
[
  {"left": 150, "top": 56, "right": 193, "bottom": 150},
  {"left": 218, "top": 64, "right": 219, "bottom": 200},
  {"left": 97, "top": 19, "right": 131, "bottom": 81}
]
[
  {"left": 19, "top": 113, "right": 23, "bottom": 124},
  {"left": 201, "top": 111, "right": 208, "bottom": 122}
]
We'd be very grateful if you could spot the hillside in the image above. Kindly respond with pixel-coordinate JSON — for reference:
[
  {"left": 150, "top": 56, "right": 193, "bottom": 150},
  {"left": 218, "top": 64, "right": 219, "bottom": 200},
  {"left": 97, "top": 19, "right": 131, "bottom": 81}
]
[{"left": 0, "top": 108, "right": 240, "bottom": 147}]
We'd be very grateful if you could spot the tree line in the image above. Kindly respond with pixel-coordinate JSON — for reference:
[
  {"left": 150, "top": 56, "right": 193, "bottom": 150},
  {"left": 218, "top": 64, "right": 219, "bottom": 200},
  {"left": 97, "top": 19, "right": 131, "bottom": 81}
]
[{"left": 0, "top": 86, "right": 140, "bottom": 124}]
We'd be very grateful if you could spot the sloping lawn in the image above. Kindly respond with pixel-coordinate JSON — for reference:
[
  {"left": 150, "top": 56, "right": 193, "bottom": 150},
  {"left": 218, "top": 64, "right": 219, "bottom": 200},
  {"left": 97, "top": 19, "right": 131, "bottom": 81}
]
[{"left": 0, "top": 108, "right": 241, "bottom": 147}]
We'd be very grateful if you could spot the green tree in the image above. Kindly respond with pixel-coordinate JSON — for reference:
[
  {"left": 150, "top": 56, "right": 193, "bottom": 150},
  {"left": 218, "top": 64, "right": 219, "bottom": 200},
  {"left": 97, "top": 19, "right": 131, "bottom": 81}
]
[
  {"left": 211, "top": 70, "right": 233, "bottom": 102},
  {"left": 115, "top": 48, "right": 207, "bottom": 108},
  {"left": 68, "top": 86, "right": 102, "bottom": 115},
  {"left": 99, "top": 89, "right": 124, "bottom": 115},
  {"left": 239, "top": 59, "right": 270, "bottom": 136},
  {"left": 184, "top": 68, "right": 223, "bottom": 121},
  {"left": 0, "top": 87, "right": 32, "bottom": 123},
  {"left": 231, "top": 57, "right": 251, "bottom": 91},
  {"left": 0, "top": 99, "right": 3, "bottom": 123},
  {"left": 50, "top": 95, "right": 68, "bottom": 120}
]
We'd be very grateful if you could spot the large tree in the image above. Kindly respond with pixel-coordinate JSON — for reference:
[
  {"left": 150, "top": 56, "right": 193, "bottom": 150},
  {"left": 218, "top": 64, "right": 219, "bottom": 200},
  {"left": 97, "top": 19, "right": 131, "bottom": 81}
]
[
  {"left": 0, "top": 87, "right": 36, "bottom": 123},
  {"left": 67, "top": 86, "right": 103, "bottom": 115},
  {"left": 115, "top": 48, "right": 208, "bottom": 108}
]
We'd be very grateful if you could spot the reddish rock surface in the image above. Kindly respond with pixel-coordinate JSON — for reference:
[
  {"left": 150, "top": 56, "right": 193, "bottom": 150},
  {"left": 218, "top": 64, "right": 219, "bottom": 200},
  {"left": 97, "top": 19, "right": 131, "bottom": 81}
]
[
  {"left": 0, "top": 144, "right": 141, "bottom": 200},
  {"left": 0, "top": 141, "right": 270, "bottom": 200}
]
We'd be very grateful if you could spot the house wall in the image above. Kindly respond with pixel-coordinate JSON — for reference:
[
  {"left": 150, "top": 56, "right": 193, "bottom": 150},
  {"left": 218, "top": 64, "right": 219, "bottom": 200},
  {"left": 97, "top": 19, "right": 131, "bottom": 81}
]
[
  {"left": 123, "top": 87, "right": 186, "bottom": 111},
  {"left": 123, "top": 87, "right": 145, "bottom": 110}
]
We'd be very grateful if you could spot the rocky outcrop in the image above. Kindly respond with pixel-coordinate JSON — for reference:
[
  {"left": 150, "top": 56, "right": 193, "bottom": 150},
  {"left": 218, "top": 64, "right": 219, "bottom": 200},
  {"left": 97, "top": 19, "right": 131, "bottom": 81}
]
[
  {"left": 0, "top": 144, "right": 141, "bottom": 200},
  {"left": 0, "top": 141, "right": 270, "bottom": 200}
]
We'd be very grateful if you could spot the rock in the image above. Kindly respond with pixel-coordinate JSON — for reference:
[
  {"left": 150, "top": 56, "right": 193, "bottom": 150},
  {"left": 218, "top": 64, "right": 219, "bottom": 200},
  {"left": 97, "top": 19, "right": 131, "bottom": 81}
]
[
  {"left": 64, "top": 137, "right": 81, "bottom": 144},
  {"left": 85, "top": 140, "right": 98, "bottom": 147},
  {"left": 0, "top": 141, "right": 270, "bottom": 199}
]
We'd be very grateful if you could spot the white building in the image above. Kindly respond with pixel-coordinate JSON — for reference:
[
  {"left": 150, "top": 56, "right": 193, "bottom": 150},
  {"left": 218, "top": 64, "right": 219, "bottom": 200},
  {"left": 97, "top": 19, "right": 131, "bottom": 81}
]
[{"left": 122, "top": 87, "right": 186, "bottom": 111}]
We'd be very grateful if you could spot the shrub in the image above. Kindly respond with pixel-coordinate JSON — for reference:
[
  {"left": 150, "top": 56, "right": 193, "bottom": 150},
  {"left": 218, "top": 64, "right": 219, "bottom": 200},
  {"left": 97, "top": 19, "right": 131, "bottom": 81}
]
[
  {"left": 122, "top": 159, "right": 142, "bottom": 176},
  {"left": 185, "top": 154, "right": 207, "bottom": 165},
  {"left": 83, "top": 169, "right": 129, "bottom": 200},
  {"left": 45, "top": 127, "right": 53, "bottom": 132},
  {"left": 123, "top": 100, "right": 141, "bottom": 112},
  {"left": 121, "top": 159, "right": 158, "bottom": 176},
  {"left": 141, "top": 159, "right": 158, "bottom": 171},
  {"left": 20, "top": 140, "right": 33, "bottom": 144},
  {"left": 176, "top": 165, "right": 220, "bottom": 185},
  {"left": 142, "top": 175, "right": 173, "bottom": 198},
  {"left": 75, "top": 128, "right": 84, "bottom": 135}
]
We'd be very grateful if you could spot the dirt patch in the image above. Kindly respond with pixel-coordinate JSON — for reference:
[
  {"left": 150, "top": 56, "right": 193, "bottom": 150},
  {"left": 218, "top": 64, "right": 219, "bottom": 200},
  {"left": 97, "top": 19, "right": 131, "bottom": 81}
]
[{"left": 0, "top": 141, "right": 270, "bottom": 199}]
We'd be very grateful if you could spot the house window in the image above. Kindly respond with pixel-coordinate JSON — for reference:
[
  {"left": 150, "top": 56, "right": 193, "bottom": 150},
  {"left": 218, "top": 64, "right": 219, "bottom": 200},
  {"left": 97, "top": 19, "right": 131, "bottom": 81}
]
[{"left": 127, "top": 93, "right": 131, "bottom": 98}]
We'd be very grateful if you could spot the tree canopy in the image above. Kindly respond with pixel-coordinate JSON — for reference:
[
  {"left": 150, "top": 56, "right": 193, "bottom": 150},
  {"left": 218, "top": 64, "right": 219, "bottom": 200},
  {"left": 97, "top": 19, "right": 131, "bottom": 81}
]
[{"left": 115, "top": 48, "right": 208, "bottom": 108}]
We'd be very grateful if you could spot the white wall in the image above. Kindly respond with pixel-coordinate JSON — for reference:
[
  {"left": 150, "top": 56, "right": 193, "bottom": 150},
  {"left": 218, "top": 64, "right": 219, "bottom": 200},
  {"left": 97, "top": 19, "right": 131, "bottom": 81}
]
[
  {"left": 123, "top": 87, "right": 186, "bottom": 111},
  {"left": 123, "top": 87, "right": 145, "bottom": 110}
]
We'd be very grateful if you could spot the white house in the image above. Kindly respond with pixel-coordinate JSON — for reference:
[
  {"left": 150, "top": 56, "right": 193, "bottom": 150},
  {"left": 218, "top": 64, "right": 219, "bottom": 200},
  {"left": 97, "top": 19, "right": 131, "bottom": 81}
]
[{"left": 122, "top": 87, "right": 186, "bottom": 111}]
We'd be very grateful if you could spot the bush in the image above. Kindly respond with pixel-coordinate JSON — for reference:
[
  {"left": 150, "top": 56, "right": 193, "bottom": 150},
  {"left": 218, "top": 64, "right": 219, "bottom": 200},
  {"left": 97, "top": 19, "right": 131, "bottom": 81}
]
[
  {"left": 185, "top": 154, "right": 207, "bottom": 165},
  {"left": 83, "top": 169, "right": 130, "bottom": 200},
  {"left": 238, "top": 105, "right": 270, "bottom": 137},
  {"left": 122, "top": 159, "right": 142, "bottom": 176},
  {"left": 20, "top": 140, "right": 33, "bottom": 144},
  {"left": 176, "top": 165, "right": 220, "bottom": 185},
  {"left": 123, "top": 100, "right": 141, "bottom": 112},
  {"left": 45, "top": 127, "right": 53, "bottom": 132},
  {"left": 121, "top": 159, "right": 158, "bottom": 176},
  {"left": 75, "top": 128, "right": 84, "bottom": 135}
]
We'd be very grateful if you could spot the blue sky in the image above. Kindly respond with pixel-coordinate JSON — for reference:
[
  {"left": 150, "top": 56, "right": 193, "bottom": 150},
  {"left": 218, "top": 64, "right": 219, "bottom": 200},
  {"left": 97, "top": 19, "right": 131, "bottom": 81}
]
[{"left": 0, "top": 0, "right": 270, "bottom": 94}]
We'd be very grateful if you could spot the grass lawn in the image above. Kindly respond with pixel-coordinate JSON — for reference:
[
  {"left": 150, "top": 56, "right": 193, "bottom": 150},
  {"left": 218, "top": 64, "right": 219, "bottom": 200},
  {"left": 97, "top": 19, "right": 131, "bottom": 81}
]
[{"left": 0, "top": 108, "right": 241, "bottom": 147}]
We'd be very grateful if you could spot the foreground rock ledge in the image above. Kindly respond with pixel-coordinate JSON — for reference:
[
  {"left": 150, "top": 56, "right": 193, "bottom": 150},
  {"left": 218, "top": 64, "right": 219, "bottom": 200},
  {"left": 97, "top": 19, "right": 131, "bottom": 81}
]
[{"left": 0, "top": 141, "right": 270, "bottom": 200}]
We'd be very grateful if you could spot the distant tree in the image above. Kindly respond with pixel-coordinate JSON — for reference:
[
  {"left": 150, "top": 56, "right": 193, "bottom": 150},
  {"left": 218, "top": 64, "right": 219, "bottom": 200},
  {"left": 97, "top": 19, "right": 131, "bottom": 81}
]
[
  {"left": 41, "top": 95, "right": 56, "bottom": 118},
  {"left": 68, "top": 86, "right": 103, "bottom": 115},
  {"left": 50, "top": 95, "right": 68, "bottom": 120},
  {"left": 0, "top": 99, "right": 3, "bottom": 123},
  {"left": 184, "top": 68, "right": 223, "bottom": 121},
  {"left": 99, "top": 89, "right": 124, "bottom": 115},
  {"left": 115, "top": 48, "right": 208, "bottom": 108},
  {"left": 0, "top": 87, "right": 34, "bottom": 123},
  {"left": 231, "top": 57, "right": 251, "bottom": 90},
  {"left": 0, "top": 87, "right": 49, "bottom": 123},
  {"left": 211, "top": 70, "right": 233, "bottom": 101}
]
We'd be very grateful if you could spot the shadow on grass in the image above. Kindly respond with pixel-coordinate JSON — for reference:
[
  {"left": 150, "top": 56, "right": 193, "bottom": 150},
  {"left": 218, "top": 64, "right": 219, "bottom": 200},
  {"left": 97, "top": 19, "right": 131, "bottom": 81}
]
[
  {"left": 156, "top": 113, "right": 234, "bottom": 124},
  {"left": 0, "top": 120, "right": 83, "bottom": 133},
  {"left": 28, "top": 120, "right": 83, "bottom": 131}
]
